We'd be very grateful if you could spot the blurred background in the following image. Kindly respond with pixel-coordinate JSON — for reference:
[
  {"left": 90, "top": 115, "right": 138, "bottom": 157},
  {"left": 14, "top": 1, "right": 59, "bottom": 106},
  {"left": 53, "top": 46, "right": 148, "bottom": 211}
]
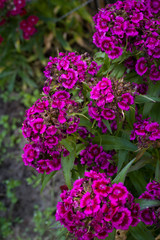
[{"left": 0, "top": 1, "right": 116, "bottom": 239}]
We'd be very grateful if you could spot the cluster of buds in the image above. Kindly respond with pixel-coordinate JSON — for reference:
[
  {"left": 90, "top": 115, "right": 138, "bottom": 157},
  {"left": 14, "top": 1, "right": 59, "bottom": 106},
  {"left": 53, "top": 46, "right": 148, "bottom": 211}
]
[
  {"left": 89, "top": 77, "right": 135, "bottom": 124},
  {"left": 93, "top": 0, "right": 160, "bottom": 81},
  {"left": 130, "top": 115, "right": 160, "bottom": 148},
  {"left": 139, "top": 181, "right": 160, "bottom": 226},
  {"left": 56, "top": 171, "right": 140, "bottom": 240},
  {"left": 0, "top": 0, "right": 38, "bottom": 42},
  {"left": 79, "top": 143, "right": 117, "bottom": 176}
]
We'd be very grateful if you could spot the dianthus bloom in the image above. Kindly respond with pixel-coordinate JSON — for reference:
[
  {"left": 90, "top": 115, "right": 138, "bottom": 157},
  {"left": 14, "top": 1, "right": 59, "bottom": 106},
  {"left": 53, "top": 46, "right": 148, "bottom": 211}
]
[
  {"left": 43, "top": 52, "right": 100, "bottom": 93},
  {"left": 139, "top": 181, "right": 160, "bottom": 226},
  {"left": 21, "top": 52, "right": 102, "bottom": 174},
  {"left": 56, "top": 171, "right": 140, "bottom": 240},
  {"left": 89, "top": 77, "right": 135, "bottom": 127},
  {"left": 93, "top": 0, "right": 160, "bottom": 81},
  {"left": 79, "top": 143, "right": 117, "bottom": 175},
  {"left": 130, "top": 114, "right": 160, "bottom": 148},
  {"left": 22, "top": 92, "right": 81, "bottom": 173},
  {"left": 0, "top": 1, "right": 38, "bottom": 41}
]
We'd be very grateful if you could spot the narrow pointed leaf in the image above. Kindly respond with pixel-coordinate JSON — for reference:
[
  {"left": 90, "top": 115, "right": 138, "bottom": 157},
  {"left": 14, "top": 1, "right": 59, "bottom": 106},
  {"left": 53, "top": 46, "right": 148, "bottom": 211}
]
[
  {"left": 41, "top": 171, "right": 57, "bottom": 192},
  {"left": 113, "top": 158, "right": 135, "bottom": 183}
]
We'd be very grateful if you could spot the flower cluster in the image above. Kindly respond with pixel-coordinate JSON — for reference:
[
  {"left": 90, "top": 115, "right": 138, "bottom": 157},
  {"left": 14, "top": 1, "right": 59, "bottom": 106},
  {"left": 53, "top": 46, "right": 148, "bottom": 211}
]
[
  {"left": 79, "top": 143, "right": 117, "bottom": 175},
  {"left": 130, "top": 115, "right": 160, "bottom": 148},
  {"left": 56, "top": 171, "right": 140, "bottom": 240},
  {"left": 93, "top": 0, "right": 160, "bottom": 81},
  {"left": 22, "top": 92, "right": 81, "bottom": 174},
  {"left": 20, "top": 15, "right": 39, "bottom": 40},
  {"left": 89, "top": 77, "right": 135, "bottom": 124},
  {"left": 139, "top": 181, "right": 160, "bottom": 226},
  {"left": 0, "top": 0, "right": 38, "bottom": 43},
  {"left": 43, "top": 52, "right": 100, "bottom": 93}
]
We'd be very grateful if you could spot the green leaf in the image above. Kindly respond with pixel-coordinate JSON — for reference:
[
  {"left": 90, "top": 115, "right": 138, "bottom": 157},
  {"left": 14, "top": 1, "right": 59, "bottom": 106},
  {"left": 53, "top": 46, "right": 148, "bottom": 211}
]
[
  {"left": 118, "top": 150, "right": 129, "bottom": 173},
  {"left": 150, "top": 102, "right": 160, "bottom": 123},
  {"left": 129, "top": 171, "right": 147, "bottom": 195},
  {"left": 97, "top": 54, "right": 110, "bottom": 76},
  {"left": 113, "top": 158, "right": 135, "bottom": 183},
  {"left": 124, "top": 71, "right": 143, "bottom": 83},
  {"left": 106, "top": 229, "right": 116, "bottom": 239},
  {"left": 0, "top": 70, "right": 14, "bottom": 78},
  {"left": 79, "top": 114, "right": 92, "bottom": 130},
  {"left": 92, "top": 135, "right": 137, "bottom": 151},
  {"left": 125, "top": 106, "right": 135, "bottom": 128},
  {"left": 60, "top": 137, "right": 76, "bottom": 152},
  {"left": 136, "top": 199, "right": 160, "bottom": 210},
  {"left": 135, "top": 95, "right": 160, "bottom": 104},
  {"left": 7, "top": 72, "right": 17, "bottom": 92},
  {"left": 41, "top": 171, "right": 57, "bottom": 192},
  {"left": 76, "top": 143, "right": 86, "bottom": 155},
  {"left": 109, "top": 63, "right": 126, "bottom": 79},
  {"left": 56, "top": 30, "right": 72, "bottom": 51},
  {"left": 129, "top": 222, "right": 154, "bottom": 240},
  {"left": 77, "top": 164, "right": 85, "bottom": 178},
  {"left": 61, "top": 151, "right": 76, "bottom": 189},
  {"left": 155, "top": 160, "right": 160, "bottom": 182},
  {"left": 102, "top": 119, "right": 112, "bottom": 134}
]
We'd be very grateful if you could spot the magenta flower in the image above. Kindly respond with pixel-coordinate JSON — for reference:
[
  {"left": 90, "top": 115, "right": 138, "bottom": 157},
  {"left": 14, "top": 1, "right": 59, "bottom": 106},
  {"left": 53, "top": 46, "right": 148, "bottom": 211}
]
[
  {"left": 112, "top": 208, "right": 132, "bottom": 230},
  {"left": 56, "top": 171, "right": 139, "bottom": 239},
  {"left": 31, "top": 118, "right": 46, "bottom": 134},
  {"left": 131, "top": 12, "right": 143, "bottom": 23},
  {"left": 118, "top": 93, "right": 134, "bottom": 111},
  {"left": 101, "top": 108, "right": 115, "bottom": 120},
  {"left": 109, "top": 183, "right": 128, "bottom": 204},
  {"left": 140, "top": 209, "right": 156, "bottom": 225},
  {"left": 92, "top": 179, "right": 111, "bottom": 197},
  {"left": 148, "top": 0, "right": 160, "bottom": 14},
  {"left": 135, "top": 57, "right": 148, "bottom": 76},
  {"left": 88, "top": 105, "right": 101, "bottom": 120},
  {"left": 66, "top": 123, "right": 78, "bottom": 134},
  {"left": 80, "top": 192, "right": 100, "bottom": 215},
  {"left": 108, "top": 46, "right": 123, "bottom": 59}
]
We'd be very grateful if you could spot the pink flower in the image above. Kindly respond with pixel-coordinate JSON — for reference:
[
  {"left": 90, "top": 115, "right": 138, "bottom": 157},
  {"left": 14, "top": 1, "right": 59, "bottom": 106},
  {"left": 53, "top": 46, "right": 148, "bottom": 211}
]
[
  {"left": 108, "top": 46, "right": 123, "bottom": 59},
  {"left": 112, "top": 208, "right": 132, "bottom": 230},
  {"left": 80, "top": 192, "right": 100, "bottom": 215},
  {"left": 109, "top": 183, "right": 128, "bottom": 204},
  {"left": 135, "top": 57, "right": 148, "bottom": 76},
  {"left": 66, "top": 123, "right": 78, "bottom": 134},
  {"left": 101, "top": 108, "right": 115, "bottom": 120},
  {"left": 57, "top": 58, "right": 70, "bottom": 70},
  {"left": 140, "top": 209, "right": 156, "bottom": 225},
  {"left": 28, "top": 15, "right": 39, "bottom": 26},
  {"left": 131, "top": 12, "right": 143, "bottom": 23},
  {"left": 88, "top": 106, "right": 101, "bottom": 120},
  {"left": 31, "top": 118, "right": 46, "bottom": 134},
  {"left": 118, "top": 93, "right": 134, "bottom": 111},
  {"left": 92, "top": 179, "right": 111, "bottom": 197}
]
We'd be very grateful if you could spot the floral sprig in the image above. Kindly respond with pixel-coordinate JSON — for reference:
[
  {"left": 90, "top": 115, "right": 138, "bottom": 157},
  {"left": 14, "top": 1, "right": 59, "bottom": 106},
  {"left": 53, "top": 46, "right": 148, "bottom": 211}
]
[{"left": 56, "top": 171, "right": 140, "bottom": 240}]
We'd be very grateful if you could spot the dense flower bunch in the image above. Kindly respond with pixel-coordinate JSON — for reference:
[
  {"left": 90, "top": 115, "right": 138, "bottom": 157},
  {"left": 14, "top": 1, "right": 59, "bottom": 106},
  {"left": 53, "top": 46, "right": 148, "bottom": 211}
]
[
  {"left": 19, "top": 15, "right": 39, "bottom": 40},
  {"left": 79, "top": 143, "right": 117, "bottom": 175},
  {"left": 56, "top": 171, "right": 140, "bottom": 240},
  {"left": 43, "top": 51, "right": 100, "bottom": 93},
  {"left": 22, "top": 92, "right": 81, "bottom": 174},
  {"left": 139, "top": 181, "right": 160, "bottom": 226},
  {"left": 21, "top": 52, "right": 103, "bottom": 173},
  {"left": 93, "top": 0, "right": 160, "bottom": 81},
  {"left": 89, "top": 77, "right": 135, "bottom": 123},
  {"left": 130, "top": 114, "right": 160, "bottom": 148},
  {"left": 0, "top": 0, "right": 38, "bottom": 42}
]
